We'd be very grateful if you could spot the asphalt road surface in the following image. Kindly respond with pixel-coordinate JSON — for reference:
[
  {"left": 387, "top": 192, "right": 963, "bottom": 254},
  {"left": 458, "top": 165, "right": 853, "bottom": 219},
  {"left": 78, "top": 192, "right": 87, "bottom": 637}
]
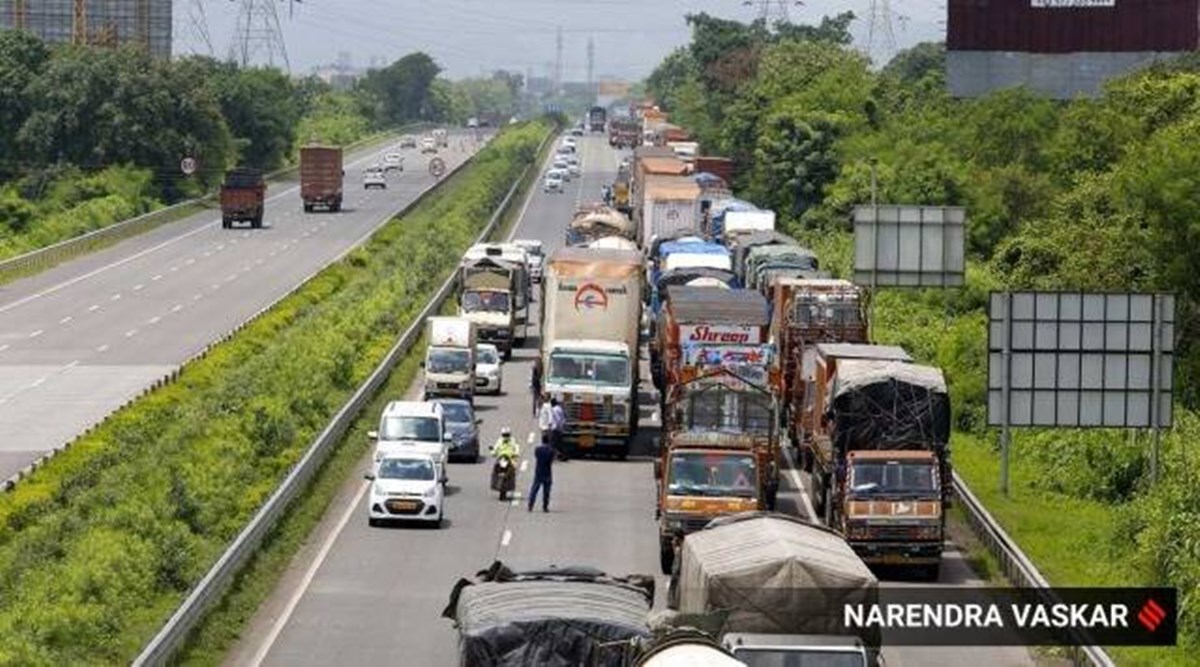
[
  {"left": 0, "top": 133, "right": 482, "bottom": 481},
  {"left": 233, "top": 135, "right": 1036, "bottom": 667}
]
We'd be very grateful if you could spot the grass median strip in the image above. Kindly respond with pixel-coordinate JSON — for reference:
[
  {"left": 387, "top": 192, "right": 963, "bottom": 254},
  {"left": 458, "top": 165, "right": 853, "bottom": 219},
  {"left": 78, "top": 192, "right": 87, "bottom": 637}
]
[{"left": 0, "top": 119, "right": 551, "bottom": 666}]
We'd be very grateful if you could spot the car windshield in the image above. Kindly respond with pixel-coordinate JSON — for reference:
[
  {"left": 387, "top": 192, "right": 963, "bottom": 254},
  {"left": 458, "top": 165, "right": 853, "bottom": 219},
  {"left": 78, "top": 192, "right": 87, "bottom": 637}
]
[
  {"left": 548, "top": 352, "right": 628, "bottom": 386},
  {"left": 461, "top": 290, "right": 511, "bottom": 313},
  {"left": 850, "top": 461, "right": 939, "bottom": 496},
  {"left": 667, "top": 452, "right": 757, "bottom": 498},
  {"left": 377, "top": 458, "right": 435, "bottom": 481},
  {"left": 427, "top": 348, "right": 471, "bottom": 374},
  {"left": 476, "top": 347, "right": 499, "bottom": 365},
  {"left": 380, "top": 416, "right": 440, "bottom": 441},
  {"left": 436, "top": 401, "right": 473, "bottom": 425},
  {"left": 733, "top": 648, "right": 866, "bottom": 667}
]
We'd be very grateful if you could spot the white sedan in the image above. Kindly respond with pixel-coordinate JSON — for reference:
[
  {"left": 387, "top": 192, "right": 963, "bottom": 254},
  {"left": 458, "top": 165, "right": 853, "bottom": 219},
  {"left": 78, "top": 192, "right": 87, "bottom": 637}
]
[
  {"left": 366, "top": 452, "right": 444, "bottom": 527},
  {"left": 474, "top": 344, "right": 503, "bottom": 394},
  {"left": 383, "top": 153, "right": 404, "bottom": 171},
  {"left": 565, "top": 155, "right": 581, "bottom": 177},
  {"left": 543, "top": 170, "right": 564, "bottom": 193}
]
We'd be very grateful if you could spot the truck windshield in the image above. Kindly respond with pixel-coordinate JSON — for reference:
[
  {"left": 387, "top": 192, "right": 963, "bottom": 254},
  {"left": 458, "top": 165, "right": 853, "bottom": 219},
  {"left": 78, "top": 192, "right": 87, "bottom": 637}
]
[
  {"left": 380, "top": 417, "right": 440, "bottom": 442},
  {"left": 682, "top": 388, "right": 772, "bottom": 435},
  {"left": 462, "top": 290, "right": 510, "bottom": 313},
  {"left": 548, "top": 352, "right": 629, "bottom": 386},
  {"left": 850, "top": 461, "right": 938, "bottom": 496},
  {"left": 667, "top": 452, "right": 757, "bottom": 498},
  {"left": 733, "top": 648, "right": 866, "bottom": 667},
  {"left": 427, "top": 348, "right": 471, "bottom": 374}
]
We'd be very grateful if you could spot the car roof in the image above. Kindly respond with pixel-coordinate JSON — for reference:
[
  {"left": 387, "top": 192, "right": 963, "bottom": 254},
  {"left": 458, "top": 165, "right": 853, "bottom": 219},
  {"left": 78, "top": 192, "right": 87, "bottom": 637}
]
[{"left": 379, "top": 450, "right": 436, "bottom": 462}]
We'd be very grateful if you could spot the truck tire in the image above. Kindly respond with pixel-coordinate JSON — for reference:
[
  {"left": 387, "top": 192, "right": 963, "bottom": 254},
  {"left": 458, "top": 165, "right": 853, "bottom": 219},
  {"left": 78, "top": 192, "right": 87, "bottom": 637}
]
[
  {"left": 331, "top": 199, "right": 342, "bottom": 212},
  {"left": 659, "top": 539, "right": 675, "bottom": 575},
  {"left": 253, "top": 213, "right": 263, "bottom": 229},
  {"left": 921, "top": 562, "right": 942, "bottom": 582},
  {"left": 766, "top": 484, "right": 779, "bottom": 511},
  {"left": 303, "top": 203, "right": 312, "bottom": 213}
]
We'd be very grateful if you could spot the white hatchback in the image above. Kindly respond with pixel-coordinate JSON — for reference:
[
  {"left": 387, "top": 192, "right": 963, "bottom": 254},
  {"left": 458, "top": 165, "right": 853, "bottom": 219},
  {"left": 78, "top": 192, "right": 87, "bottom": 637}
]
[
  {"left": 365, "top": 452, "right": 444, "bottom": 527},
  {"left": 543, "top": 171, "right": 564, "bottom": 193},
  {"left": 363, "top": 165, "right": 387, "bottom": 189},
  {"left": 474, "top": 343, "right": 503, "bottom": 394}
]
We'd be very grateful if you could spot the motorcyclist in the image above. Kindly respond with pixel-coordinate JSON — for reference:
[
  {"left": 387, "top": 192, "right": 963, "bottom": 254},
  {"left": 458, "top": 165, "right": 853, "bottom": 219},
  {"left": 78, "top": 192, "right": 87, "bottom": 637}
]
[
  {"left": 490, "top": 427, "right": 520, "bottom": 500},
  {"left": 491, "top": 427, "right": 519, "bottom": 462}
]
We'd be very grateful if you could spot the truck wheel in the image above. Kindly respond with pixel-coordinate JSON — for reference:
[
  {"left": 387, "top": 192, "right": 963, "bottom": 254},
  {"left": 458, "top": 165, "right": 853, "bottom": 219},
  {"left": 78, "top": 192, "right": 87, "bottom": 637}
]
[
  {"left": 921, "top": 562, "right": 941, "bottom": 582},
  {"left": 766, "top": 485, "right": 779, "bottom": 511},
  {"left": 303, "top": 203, "right": 312, "bottom": 213},
  {"left": 659, "top": 540, "right": 675, "bottom": 575},
  {"left": 221, "top": 218, "right": 231, "bottom": 229}
]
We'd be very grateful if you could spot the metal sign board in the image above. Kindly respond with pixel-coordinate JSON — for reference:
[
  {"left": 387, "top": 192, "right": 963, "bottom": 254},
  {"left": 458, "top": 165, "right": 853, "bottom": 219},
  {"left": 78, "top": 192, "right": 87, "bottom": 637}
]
[
  {"left": 180, "top": 157, "right": 197, "bottom": 175},
  {"left": 987, "top": 291, "right": 1175, "bottom": 428},
  {"left": 428, "top": 157, "right": 446, "bottom": 179},
  {"left": 1032, "top": 0, "right": 1114, "bottom": 7},
  {"left": 853, "top": 205, "right": 966, "bottom": 287}
]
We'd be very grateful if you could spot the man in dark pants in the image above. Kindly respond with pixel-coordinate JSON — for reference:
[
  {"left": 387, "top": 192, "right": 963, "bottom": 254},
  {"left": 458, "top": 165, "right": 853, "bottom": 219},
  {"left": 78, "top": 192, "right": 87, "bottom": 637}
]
[
  {"left": 529, "top": 357, "right": 543, "bottom": 417},
  {"left": 528, "top": 433, "right": 555, "bottom": 512}
]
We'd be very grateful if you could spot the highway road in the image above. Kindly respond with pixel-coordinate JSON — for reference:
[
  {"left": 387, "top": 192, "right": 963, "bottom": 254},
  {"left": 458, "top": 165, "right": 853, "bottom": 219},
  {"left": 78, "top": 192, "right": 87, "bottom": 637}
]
[
  {"left": 0, "top": 133, "right": 481, "bottom": 482},
  {"left": 233, "top": 134, "right": 1036, "bottom": 667}
]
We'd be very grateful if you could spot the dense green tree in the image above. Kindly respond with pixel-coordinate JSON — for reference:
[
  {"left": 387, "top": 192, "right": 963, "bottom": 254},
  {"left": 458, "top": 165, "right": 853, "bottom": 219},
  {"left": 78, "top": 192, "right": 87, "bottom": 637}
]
[
  {"left": 358, "top": 52, "right": 442, "bottom": 127},
  {"left": 0, "top": 31, "right": 50, "bottom": 177},
  {"left": 750, "top": 108, "right": 842, "bottom": 217}
]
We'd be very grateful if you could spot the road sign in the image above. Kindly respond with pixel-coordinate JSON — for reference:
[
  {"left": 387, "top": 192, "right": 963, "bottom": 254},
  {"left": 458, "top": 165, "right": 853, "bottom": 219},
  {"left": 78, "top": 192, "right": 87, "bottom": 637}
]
[
  {"left": 853, "top": 205, "right": 966, "bottom": 287},
  {"left": 180, "top": 157, "right": 197, "bottom": 175},
  {"left": 428, "top": 157, "right": 446, "bottom": 179}
]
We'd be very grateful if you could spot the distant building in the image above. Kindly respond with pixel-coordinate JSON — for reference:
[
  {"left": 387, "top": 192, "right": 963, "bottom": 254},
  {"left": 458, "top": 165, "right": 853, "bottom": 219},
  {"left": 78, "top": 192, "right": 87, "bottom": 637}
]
[
  {"left": 0, "top": 0, "right": 172, "bottom": 59},
  {"left": 946, "top": 0, "right": 1200, "bottom": 99}
]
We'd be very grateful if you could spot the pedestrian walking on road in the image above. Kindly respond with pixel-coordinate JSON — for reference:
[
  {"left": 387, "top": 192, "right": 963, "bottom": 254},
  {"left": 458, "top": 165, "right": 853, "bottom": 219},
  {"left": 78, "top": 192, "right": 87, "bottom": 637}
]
[
  {"left": 530, "top": 357, "right": 543, "bottom": 417},
  {"left": 527, "top": 432, "right": 555, "bottom": 512},
  {"left": 550, "top": 397, "right": 568, "bottom": 461}
]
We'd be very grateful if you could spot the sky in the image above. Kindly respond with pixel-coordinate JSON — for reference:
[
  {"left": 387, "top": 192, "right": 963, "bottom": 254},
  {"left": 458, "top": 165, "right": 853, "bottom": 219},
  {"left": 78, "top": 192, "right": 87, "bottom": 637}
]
[{"left": 179, "top": 0, "right": 947, "bottom": 80}]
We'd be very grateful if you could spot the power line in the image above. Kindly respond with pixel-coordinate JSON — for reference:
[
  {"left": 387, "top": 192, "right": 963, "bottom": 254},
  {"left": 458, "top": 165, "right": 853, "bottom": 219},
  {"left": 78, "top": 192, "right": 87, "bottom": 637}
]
[
  {"left": 742, "top": 0, "right": 802, "bottom": 23},
  {"left": 179, "top": 0, "right": 213, "bottom": 56},
  {"left": 554, "top": 24, "right": 563, "bottom": 94},
  {"left": 865, "top": 0, "right": 898, "bottom": 56}
]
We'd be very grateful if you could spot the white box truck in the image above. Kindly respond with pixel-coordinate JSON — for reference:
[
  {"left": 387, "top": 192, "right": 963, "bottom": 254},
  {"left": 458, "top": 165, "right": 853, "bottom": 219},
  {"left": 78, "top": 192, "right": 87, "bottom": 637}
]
[
  {"left": 541, "top": 247, "right": 644, "bottom": 456},
  {"left": 423, "top": 317, "right": 477, "bottom": 403},
  {"left": 640, "top": 176, "right": 702, "bottom": 249}
]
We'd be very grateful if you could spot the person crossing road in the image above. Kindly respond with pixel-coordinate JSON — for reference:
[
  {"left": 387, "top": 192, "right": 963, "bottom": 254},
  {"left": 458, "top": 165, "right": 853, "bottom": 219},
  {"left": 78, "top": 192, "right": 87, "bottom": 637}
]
[{"left": 527, "top": 433, "right": 555, "bottom": 512}]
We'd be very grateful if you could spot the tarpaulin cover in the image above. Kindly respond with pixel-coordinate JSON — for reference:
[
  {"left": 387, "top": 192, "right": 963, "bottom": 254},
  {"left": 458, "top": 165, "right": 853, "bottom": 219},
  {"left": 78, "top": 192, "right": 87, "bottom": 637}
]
[
  {"left": 829, "top": 359, "right": 951, "bottom": 451},
  {"left": 672, "top": 512, "right": 880, "bottom": 648},
  {"left": 658, "top": 240, "right": 727, "bottom": 258},
  {"left": 663, "top": 286, "right": 769, "bottom": 326},
  {"left": 444, "top": 562, "right": 654, "bottom": 667}
]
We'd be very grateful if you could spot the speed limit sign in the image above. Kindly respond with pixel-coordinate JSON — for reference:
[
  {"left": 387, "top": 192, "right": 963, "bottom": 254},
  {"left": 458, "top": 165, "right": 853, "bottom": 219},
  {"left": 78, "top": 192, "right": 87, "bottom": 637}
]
[
  {"left": 180, "top": 157, "right": 197, "bottom": 175},
  {"left": 429, "top": 157, "right": 446, "bottom": 179}
]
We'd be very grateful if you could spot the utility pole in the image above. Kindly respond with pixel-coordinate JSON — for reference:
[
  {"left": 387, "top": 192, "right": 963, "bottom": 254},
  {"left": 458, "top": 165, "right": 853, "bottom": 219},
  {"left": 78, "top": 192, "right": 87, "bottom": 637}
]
[
  {"left": 554, "top": 25, "right": 563, "bottom": 95},
  {"left": 586, "top": 36, "right": 595, "bottom": 99},
  {"left": 230, "top": 0, "right": 290, "bottom": 71},
  {"left": 742, "top": 0, "right": 801, "bottom": 24},
  {"left": 865, "top": 0, "right": 898, "bottom": 57}
]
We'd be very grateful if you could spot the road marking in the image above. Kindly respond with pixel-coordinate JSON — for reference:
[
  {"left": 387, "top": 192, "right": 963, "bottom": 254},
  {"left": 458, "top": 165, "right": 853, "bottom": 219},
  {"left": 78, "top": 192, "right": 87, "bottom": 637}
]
[
  {"left": 111, "top": 293, "right": 121, "bottom": 301},
  {"left": 148, "top": 316, "right": 161, "bottom": 325},
  {"left": 203, "top": 251, "right": 212, "bottom": 257},
  {"left": 88, "top": 304, "right": 99, "bottom": 312},
  {"left": 186, "top": 258, "right": 196, "bottom": 265},
  {"left": 782, "top": 446, "right": 818, "bottom": 522},
  {"left": 527, "top": 431, "right": 536, "bottom": 445},
  {"left": 249, "top": 480, "right": 370, "bottom": 667},
  {"left": 152, "top": 274, "right": 162, "bottom": 281},
  {"left": 255, "top": 258, "right": 264, "bottom": 265},
  {"left": 0, "top": 344, "right": 8, "bottom": 352},
  {"left": 125, "top": 329, "right": 137, "bottom": 337},
  {"left": 171, "top": 304, "right": 183, "bottom": 313},
  {"left": 226, "top": 274, "right": 238, "bottom": 282},
  {"left": 30, "top": 377, "right": 45, "bottom": 388},
  {"left": 501, "top": 530, "right": 512, "bottom": 546},
  {"left": 96, "top": 344, "right": 109, "bottom": 353},
  {"left": 59, "top": 316, "right": 72, "bottom": 325},
  {"left": 217, "top": 244, "right": 226, "bottom": 251},
  {"left": 29, "top": 329, "right": 43, "bottom": 338},
  {"left": 133, "top": 284, "right": 144, "bottom": 291},
  {"left": 193, "top": 293, "right": 203, "bottom": 301},
  {"left": 519, "top": 459, "right": 528, "bottom": 473}
]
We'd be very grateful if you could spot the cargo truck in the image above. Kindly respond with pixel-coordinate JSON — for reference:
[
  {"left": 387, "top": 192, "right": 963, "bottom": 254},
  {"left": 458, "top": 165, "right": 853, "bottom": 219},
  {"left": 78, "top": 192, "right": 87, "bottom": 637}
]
[
  {"left": 458, "top": 256, "right": 523, "bottom": 358},
  {"left": 589, "top": 105, "right": 608, "bottom": 132},
  {"left": 804, "top": 344, "right": 950, "bottom": 579},
  {"left": 540, "top": 247, "right": 643, "bottom": 456},
  {"left": 566, "top": 206, "right": 635, "bottom": 247},
  {"left": 665, "top": 513, "right": 882, "bottom": 666},
  {"left": 299, "top": 146, "right": 344, "bottom": 212},
  {"left": 742, "top": 244, "right": 819, "bottom": 293},
  {"left": 463, "top": 244, "right": 530, "bottom": 314},
  {"left": 640, "top": 176, "right": 702, "bottom": 249},
  {"left": 651, "top": 285, "right": 766, "bottom": 394},
  {"left": 422, "top": 317, "right": 477, "bottom": 403},
  {"left": 219, "top": 168, "right": 265, "bottom": 229},
  {"left": 608, "top": 118, "right": 640, "bottom": 149}
]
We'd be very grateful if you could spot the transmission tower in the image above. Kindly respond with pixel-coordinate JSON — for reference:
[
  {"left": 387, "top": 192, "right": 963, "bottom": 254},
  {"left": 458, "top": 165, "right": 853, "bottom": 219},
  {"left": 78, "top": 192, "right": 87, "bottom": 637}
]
[
  {"left": 865, "top": 0, "right": 897, "bottom": 56},
  {"left": 230, "top": 0, "right": 290, "bottom": 71},
  {"left": 586, "top": 36, "right": 595, "bottom": 94},
  {"left": 180, "top": 0, "right": 214, "bottom": 56},
  {"left": 554, "top": 25, "right": 563, "bottom": 94},
  {"left": 742, "top": 0, "right": 802, "bottom": 24}
]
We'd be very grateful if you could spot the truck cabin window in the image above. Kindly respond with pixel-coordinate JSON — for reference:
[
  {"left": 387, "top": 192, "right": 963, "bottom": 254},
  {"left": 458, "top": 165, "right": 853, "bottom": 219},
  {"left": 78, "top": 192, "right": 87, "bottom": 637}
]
[
  {"left": 380, "top": 416, "right": 441, "bottom": 442},
  {"left": 683, "top": 390, "right": 772, "bottom": 434},
  {"left": 377, "top": 458, "right": 436, "bottom": 481},
  {"left": 427, "top": 349, "right": 471, "bottom": 374},
  {"left": 850, "top": 461, "right": 938, "bottom": 496},
  {"left": 549, "top": 353, "right": 628, "bottom": 386},
  {"left": 668, "top": 453, "right": 756, "bottom": 497},
  {"left": 462, "top": 290, "right": 510, "bottom": 313}
]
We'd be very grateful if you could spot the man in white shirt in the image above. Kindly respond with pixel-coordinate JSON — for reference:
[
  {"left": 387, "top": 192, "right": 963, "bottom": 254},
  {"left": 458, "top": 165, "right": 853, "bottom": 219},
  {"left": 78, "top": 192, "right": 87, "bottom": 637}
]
[{"left": 549, "top": 397, "right": 568, "bottom": 461}]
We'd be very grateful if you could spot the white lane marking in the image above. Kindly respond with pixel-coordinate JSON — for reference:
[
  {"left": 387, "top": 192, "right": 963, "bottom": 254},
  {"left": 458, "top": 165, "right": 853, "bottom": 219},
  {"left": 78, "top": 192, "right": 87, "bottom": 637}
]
[
  {"left": 125, "top": 329, "right": 137, "bottom": 338},
  {"left": 186, "top": 258, "right": 196, "bottom": 265},
  {"left": 193, "top": 293, "right": 203, "bottom": 301},
  {"left": 505, "top": 132, "right": 562, "bottom": 243},
  {"left": 30, "top": 377, "right": 45, "bottom": 388},
  {"left": 96, "top": 344, "right": 109, "bottom": 353},
  {"left": 782, "top": 446, "right": 818, "bottom": 522},
  {"left": 88, "top": 304, "right": 99, "bottom": 312},
  {"left": 171, "top": 304, "right": 183, "bottom": 313},
  {"left": 0, "top": 344, "right": 8, "bottom": 352},
  {"left": 0, "top": 141, "right": 412, "bottom": 316},
  {"left": 519, "top": 459, "right": 528, "bottom": 473},
  {"left": 501, "top": 530, "right": 513, "bottom": 547},
  {"left": 152, "top": 274, "right": 163, "bottom": 281},
  {"left": 203, "top": 251, "right": 212, "bottom": 257},
  {"left": 226, "top": 274, "right": 238, "bottom": 282},
  {"left": 248, "top": 480, "right": 370, "bottom": 667},
  {"left": 527, "top": 431, "right": 535, "bottom": 445},
  {"left": 111, "top": 293, "right": 121, "bottom": 301},
  {"left": 133, "top": 284, "right": 144, "bottom": 291},
  {"left": 217, "top": 244, "right": 226, "bottom": 251},
  {"left": 59, "top": 316, "right": 72, "bottom": 325},
  {"left": 148, "top": 316, "right": 161, "bottom": 325},
  {"left": 255, "top": 258, "right": 264, "bottom": 265},
  {"left": 170, "top": 266, "right": 179, "bottom": 272},
  {"left": 29, "top": 329, "right": 43, "bottom": 338}
]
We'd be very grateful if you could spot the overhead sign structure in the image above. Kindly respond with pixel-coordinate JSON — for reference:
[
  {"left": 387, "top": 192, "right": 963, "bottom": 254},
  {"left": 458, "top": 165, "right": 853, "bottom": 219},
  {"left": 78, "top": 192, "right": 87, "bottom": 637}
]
[
  {"left": 428, "top": 157, "right": 446, "bottom": 179},
  {"left": 180, "top": 157, "right": 197, "bottom": 175},
  {"left": 853, "top": 205, "right": 966, "bottom": 287}
]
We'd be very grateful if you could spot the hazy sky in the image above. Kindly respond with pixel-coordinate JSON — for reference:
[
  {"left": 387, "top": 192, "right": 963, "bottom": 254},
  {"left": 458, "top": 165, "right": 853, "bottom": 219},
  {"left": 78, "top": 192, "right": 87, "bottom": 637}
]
[{"left": 181, "top": 0, "right": 946, "bottom": 80}]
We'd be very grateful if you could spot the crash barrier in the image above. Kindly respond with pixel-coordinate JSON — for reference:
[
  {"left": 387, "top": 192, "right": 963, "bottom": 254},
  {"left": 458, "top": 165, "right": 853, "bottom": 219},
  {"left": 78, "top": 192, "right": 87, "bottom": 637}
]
[
  {"left": 131, "top": 129, "right": 552, "bottom": 665},
  {"left": 952, "top": 473, "right": 1115, "bottom": 667},
  {"left": 0, "top": 125, "right": 434, "bottom": 285}
]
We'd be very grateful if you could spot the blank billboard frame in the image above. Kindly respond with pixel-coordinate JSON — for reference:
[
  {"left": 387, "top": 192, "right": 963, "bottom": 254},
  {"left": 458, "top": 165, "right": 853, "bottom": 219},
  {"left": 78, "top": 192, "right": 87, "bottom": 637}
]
[
  {"left": 987, "top": 291, "right": 1175, "bottom": 429},
  {"left": 853, "top": 205, "right": 966, "bottom": 287}
]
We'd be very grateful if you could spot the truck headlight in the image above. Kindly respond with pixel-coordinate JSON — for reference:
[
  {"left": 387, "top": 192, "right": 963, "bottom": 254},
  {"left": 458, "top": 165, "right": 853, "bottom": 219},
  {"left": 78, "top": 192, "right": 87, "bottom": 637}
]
[{"left": 612, "top": 404, "right": 628, "bottom": 422}]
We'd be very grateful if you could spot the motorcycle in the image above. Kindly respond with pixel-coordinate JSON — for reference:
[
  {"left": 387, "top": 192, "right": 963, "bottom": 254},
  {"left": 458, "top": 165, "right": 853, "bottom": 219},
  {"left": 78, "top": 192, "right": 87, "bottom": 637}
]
[{"left": 491, "top": 455, "right": 517, "bottom": 501}]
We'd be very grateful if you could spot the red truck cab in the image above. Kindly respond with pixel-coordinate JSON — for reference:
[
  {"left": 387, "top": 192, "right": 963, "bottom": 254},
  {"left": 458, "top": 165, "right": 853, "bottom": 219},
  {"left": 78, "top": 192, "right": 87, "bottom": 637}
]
[{"left": 220, "top": 168, "right": 265, "bottom": 229}]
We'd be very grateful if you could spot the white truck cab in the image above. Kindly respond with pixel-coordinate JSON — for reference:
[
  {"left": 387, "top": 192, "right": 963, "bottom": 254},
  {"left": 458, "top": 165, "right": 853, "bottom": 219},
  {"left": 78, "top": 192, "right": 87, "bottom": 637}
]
[
  {"left": 369, "top": 401, "right": 451, "bottom": 482},
  {"left": 423, "top": 317, "right": 477, "bottom": 403}
]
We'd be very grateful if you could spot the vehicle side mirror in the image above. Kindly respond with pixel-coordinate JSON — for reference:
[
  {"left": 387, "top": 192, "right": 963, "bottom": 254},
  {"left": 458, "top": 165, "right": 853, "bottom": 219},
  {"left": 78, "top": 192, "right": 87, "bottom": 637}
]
[
  {"left": 367, "top": 430, "right": 379, "bottom": 440},
  {"left": 443, "top": 432, "right": 454, "bottom": 441},
  {"left": 475, "top": 418, "right": 483, "bottom": 425},
  {"left": 363, "top": 472, "right": 376, "bottom": 481}
]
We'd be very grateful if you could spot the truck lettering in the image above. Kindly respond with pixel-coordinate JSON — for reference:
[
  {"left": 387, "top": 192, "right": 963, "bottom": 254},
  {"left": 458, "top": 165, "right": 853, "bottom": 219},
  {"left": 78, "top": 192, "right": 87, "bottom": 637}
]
[{"left": 686, "top": 325, "right": 754, "bottom": 344}]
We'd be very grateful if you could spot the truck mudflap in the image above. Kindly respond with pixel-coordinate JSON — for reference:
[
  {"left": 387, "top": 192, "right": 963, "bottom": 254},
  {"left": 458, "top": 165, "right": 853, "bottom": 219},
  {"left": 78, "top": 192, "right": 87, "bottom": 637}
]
[
  {"left": 563, "top": 425, "right": 630, "bottom": 453},
  {"left": 850, "top": 540, "right": 943, "bottom": 565}
]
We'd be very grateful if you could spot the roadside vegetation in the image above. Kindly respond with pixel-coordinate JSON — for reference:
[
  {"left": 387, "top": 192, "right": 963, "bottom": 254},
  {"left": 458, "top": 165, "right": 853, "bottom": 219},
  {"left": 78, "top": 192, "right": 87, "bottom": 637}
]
[
  {"left": 0, "top": 118, "right": 551, "bottom": 665},
  {"left": 647, "top": 13, "right": 1200, "bottom": 662}
]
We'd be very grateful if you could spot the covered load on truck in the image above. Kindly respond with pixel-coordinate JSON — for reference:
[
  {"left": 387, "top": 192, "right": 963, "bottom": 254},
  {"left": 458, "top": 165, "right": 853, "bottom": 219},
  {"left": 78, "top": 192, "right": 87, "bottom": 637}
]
[
  {"left": 299, "top": 145, "right": 344, "bottom": 212},
  {"left": 726, "top": 230, "right": 796, "bottom": 283},
  {"left": 443, "top": 562, "right": 654, "bottom": 667},
  {"left": 567, "top": 206, "right": 636, "bottom": 246},
  {"left": 742, "top": 244, "right": 819, "bottom": 293},
  {"left": 666, "top": 513, "right": 881, "bottom": 666},
  {"left": 219, "top": 167, "right": 265, "bottom": 229}
]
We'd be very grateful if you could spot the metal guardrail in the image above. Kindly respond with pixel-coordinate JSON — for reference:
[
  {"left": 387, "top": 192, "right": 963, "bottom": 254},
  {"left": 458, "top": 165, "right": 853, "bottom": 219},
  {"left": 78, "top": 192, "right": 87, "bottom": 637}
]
[
  {"left": 0, "top": 125, "right": 429, "bottom": 285},
  {"left": 951, "top": 472, "right": 1116, "bottom": 667},
  {"left": 132, "top": 128, "right": 553, "bottom": 666}
]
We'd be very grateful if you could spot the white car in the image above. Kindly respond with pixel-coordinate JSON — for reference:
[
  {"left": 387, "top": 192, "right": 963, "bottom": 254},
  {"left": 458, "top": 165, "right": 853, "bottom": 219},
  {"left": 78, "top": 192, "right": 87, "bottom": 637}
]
[
  {"left": 421, "top": 137, "right": 437, "bottom": 153},
  {"left": 370, "top": 401, "right": 451, "bottom": 482},
  {"left": 363, "top": 165, "right": 387, "bottom": 189},
  {"left": 383, "top": 153, "right": 404, "bottom": 171},
  {"left": 399, "top": 135, "right": 417, "bottom": 149},
  {"left": 365, "top": 452, "right": 444, "bottom": 527},
  {"left": 565, "top": 155, "right": 581, "bottom": 177},
  {"left": 511, "top": 239, "right": 544, "bottom": 282},
  {"left": 557, "top": 143, "right": 575, "bottom": 155},
  {"left": 561, "top": 136, "right": 577, "bottom": 147},
  {"left": 552, "top": 158, "right": 572, "bottom": 180},
  {"left": 543, "top": 171, "right": 564, "bottom": 193},
  {"left": 474, "top": 343, "right": 503, "bottom": 394}
]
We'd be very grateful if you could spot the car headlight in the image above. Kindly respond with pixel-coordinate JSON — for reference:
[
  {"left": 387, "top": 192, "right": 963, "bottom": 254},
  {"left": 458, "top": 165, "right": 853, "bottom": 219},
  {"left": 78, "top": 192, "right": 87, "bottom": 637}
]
[
  {"left": 423, "top": 486, "right": 439, "bottom": 499},
  {"left": 373, "top": 483, "right": 388, "bottom": 496}
]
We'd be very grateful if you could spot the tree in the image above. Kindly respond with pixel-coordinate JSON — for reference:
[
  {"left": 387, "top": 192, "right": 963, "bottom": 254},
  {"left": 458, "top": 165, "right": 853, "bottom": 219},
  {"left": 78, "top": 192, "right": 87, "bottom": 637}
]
[
  {"left": 751, "top": 107, "right": 842, "bottom": 217},
  {"left": 0, "top": 31, "right": 50, "bottom": 177},
  {"left": 214, "top": 67, "right": 300, "bottom": 170},
  {"left": 358, "top": 52, "right": 442, "bottom": 127},
  {"left": 882, "top": 41, "right": 945, "bottom": 88},
  {"left": 773, "top": 11, "right": 855, "bottom": 45},
  {"left": 645, "top": 47, "right": 698, "bottom": 110}
]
